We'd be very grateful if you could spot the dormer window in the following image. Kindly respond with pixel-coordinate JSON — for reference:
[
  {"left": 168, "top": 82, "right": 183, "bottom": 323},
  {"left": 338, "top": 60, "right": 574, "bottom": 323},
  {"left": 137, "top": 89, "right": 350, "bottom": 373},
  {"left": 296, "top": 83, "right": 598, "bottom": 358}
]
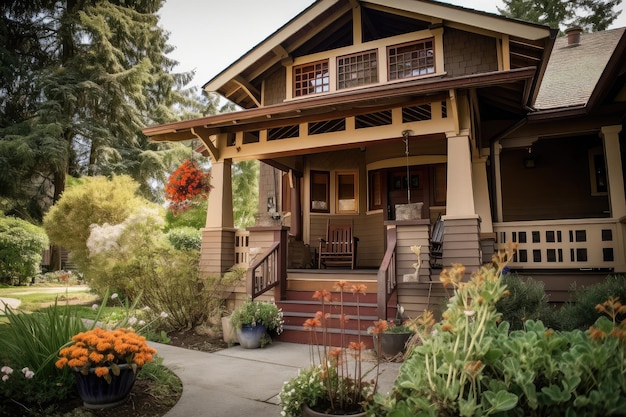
[
  {"left": 293, "top": 60, "right": 329, "bottom": 97},
  {"left": 388, "top": 39, "right": 435, "bottom": 80},
  {"left": 337, "top": 50, "right": 378, "bottom": 90}
]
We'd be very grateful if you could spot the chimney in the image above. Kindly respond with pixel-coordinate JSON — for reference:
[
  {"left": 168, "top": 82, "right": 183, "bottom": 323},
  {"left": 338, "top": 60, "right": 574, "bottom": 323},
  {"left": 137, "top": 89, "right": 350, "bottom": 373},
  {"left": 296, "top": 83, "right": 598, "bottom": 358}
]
[{"left": 565, "top": 27, "right": 582, "bottom": 46}]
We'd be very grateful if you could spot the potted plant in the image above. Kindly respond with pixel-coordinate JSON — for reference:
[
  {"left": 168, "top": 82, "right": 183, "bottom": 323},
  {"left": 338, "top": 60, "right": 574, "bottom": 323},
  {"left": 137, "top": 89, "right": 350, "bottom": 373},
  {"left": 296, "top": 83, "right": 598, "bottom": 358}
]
[
  {"left": 55, "top": 327, "right": 157, "bottom": 409},
  {"left": 372, "top": 320, "right": 415, "bottom": 359},
  {"left": 229, "top": 298, "right": 283, "bottom": 348},
  {"left": 279, "top": 281, "right": 386, "bottom": 416}
]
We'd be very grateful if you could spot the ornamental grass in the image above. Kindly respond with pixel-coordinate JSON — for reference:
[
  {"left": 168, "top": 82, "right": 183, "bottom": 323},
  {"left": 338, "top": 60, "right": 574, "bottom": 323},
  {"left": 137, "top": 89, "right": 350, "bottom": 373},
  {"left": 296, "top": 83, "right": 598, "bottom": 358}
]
[{"left": 55, "top": 327, "right": 157, "bottom": 383}]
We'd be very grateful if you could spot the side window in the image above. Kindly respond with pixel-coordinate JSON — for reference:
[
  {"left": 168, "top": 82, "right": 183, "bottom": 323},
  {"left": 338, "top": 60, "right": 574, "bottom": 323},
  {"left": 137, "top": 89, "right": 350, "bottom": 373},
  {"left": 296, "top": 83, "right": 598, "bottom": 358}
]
[
  {"left": 388, "top": 39, "right": 435, "bottom": 81},
  {"left": 311, "top": 170, "right": 330, "bottom": 213},
  {"left": 293, "top": 60, "right": 330, "bottom": 97}
]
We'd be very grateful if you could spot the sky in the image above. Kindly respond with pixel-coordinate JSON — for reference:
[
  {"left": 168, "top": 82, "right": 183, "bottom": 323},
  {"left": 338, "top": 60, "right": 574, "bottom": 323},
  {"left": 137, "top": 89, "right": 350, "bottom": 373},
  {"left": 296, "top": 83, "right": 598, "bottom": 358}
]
[{"left": 159, "top": 0, "right": 626, "bottom": 92}]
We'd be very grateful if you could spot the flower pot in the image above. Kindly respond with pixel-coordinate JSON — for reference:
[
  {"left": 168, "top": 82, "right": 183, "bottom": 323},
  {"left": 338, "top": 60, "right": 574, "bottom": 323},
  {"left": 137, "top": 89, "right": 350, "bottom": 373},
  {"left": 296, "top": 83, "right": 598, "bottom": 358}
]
[
  {"left": 73, "top": 364, "right": 137, "bottom": 409},
  {"left": 302, "top": 403, "right": 366, "bottom": 416},
  {"left": 374, "top": 332, "right": 412, "bottom": 357},
  {"left": 236, "top": 324, "right": 267, "bottom": 349}
]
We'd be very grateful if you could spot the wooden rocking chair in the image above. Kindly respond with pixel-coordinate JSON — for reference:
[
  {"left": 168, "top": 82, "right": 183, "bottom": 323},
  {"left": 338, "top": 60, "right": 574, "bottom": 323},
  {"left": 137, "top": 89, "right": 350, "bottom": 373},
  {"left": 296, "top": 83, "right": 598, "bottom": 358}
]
[{"left": 318, "top": 220, "right": 359, "bottom": 269}]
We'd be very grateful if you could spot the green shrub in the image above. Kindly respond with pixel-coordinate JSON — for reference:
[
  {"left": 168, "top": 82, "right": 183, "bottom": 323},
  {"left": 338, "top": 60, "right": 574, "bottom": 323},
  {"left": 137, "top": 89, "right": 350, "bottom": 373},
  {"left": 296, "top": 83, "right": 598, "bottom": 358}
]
[
  {"left": 0, "top": 214, "right": 48, "bottom": 285},
  {"left": 371, "top": 247, "right": 626, "bottom": 417},
  {"left": 166, "top": 227, "right": 201, "bottom": 251},
  {"left": 557, "top": 274, "right": 626, "bottom": 331},
  {"left": 496, "top": 273, "right": 558, "bottom": 330}
]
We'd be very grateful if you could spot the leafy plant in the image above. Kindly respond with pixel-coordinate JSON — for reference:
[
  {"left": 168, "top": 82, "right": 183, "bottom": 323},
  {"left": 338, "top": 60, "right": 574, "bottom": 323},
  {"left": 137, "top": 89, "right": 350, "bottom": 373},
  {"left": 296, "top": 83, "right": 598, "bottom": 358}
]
[
  {"left": 166, "top": 226, "right": 201, "bottom": 251},
  {"left": 230, "top": 297, "right": 283, "bottom": 334},
  {"left": 496, "top": 272, "right": 557, "bottom": 330},
  {"left": 371, "top": 246, "right": 626, "bottom": 416}
]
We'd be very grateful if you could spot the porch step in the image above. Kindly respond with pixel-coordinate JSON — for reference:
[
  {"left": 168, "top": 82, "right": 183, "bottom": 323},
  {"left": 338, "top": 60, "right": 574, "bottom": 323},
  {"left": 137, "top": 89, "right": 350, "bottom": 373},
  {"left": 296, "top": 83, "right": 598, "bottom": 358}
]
[{"left": 275, "top": 287, "right": 399, "bottom": 349}]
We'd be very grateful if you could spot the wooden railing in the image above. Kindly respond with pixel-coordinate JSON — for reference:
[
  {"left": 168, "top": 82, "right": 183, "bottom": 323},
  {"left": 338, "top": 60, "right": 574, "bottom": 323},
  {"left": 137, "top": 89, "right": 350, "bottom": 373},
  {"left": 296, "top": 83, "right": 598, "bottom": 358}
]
[
  {"left": 377, "top": 226, "right": 397, "bottom": 320},
  {"left": 246, "top": 227, "right": 288, "bottom": 300},
  {"left": 234, "top": 230, "right": 250, "bottom": 267},
  {"left": 493, "top": 218, "right": 625, "bottom": 270}
]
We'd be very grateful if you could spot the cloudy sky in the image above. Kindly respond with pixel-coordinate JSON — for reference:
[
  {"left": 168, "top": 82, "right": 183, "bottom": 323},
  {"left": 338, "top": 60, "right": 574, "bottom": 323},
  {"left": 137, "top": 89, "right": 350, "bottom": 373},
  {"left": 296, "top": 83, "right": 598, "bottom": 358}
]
[{"left": 159, "top": 0, "right": 626, "bottom": 91}]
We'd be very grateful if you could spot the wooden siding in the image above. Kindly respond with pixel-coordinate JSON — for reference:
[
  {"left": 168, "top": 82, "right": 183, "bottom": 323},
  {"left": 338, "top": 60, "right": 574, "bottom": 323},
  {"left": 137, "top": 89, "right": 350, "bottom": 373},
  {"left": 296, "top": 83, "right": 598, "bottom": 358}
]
[
  {"left": 397, "top": 281, "right": 448, "bottom": 319},
  {"left": 443, "top": 28, "right": 498, "bottom": 78},
  {"left": 500, "top": 135, "right": 609, "bottom": 221},
  {"left": 200, "top": 229, "right": 235, "bottom": 274},
  {"left": 394, "top": 221, "right": 431, "bottom": 281},
  {"left": 263, "top": 67, "right": 286, "bottom": 106},
  {"left": 441, "top": 217, "right": 481, "bottom": 274}
]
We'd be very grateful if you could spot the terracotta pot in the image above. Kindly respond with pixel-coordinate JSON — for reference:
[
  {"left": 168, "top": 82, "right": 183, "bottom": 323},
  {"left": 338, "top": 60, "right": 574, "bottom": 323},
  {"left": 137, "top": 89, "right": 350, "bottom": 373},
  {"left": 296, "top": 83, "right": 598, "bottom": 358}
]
[
  {"left": 73, "top": 363, "right": 137, "bottom": 409},
  {"left": 236, "top": 324, "right": 267, "bottom": 348},
  {"left": 302, "top": 403, "right": 367, "bottom": 416}
]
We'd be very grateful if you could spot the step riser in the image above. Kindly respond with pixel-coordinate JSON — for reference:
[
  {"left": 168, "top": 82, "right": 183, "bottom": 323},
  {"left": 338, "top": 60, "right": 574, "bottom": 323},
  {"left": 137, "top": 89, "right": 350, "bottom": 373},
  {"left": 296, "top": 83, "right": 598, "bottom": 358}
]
[
  {"left": 276, "top": 330, "right": 374, "bottom": 349},
  {"left": 283, "top": 316, "right": 379, "bottom": 331}
]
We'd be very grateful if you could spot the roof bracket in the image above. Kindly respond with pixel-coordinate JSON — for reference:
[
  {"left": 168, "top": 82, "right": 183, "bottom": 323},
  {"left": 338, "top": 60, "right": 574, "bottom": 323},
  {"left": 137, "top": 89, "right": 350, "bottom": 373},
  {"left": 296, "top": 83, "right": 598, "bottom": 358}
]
[{"left": 191, "top": 126, "right": 220, "bottom": 161}]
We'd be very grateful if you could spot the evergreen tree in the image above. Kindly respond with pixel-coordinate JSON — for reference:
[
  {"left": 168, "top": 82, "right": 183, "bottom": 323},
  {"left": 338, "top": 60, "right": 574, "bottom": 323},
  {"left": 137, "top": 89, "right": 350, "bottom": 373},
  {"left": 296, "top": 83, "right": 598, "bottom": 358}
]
[
  {"left": 0, "top": 0, "right": 196, "bottom": 220},
  {"left": 498, "top": 0, "right": 622, "bottom": 32}
]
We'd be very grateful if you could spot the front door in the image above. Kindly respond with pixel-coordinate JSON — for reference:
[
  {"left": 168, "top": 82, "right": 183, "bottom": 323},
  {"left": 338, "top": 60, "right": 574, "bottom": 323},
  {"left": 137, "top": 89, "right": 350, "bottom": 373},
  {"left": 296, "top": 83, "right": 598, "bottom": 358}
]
[{"left": 387, "top": 166, "right": 430, "bottom": 220}]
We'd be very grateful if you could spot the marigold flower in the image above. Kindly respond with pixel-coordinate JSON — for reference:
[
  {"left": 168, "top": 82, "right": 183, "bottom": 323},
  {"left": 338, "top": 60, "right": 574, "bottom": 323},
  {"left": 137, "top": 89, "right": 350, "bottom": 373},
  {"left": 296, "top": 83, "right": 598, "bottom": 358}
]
[{"left": 94, "top": 367, "right": 109, "bottom": 377}]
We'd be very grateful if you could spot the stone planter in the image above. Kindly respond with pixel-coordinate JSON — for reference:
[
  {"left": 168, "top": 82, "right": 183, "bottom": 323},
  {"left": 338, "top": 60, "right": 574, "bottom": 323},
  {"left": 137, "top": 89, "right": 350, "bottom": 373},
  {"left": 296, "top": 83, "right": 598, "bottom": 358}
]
[
  {"left": 236, "top": 324, "right": 267, "bottom": 349},
  {"left": 73, "top": 364, "right": 137, "bottom": 409},
  {"left": 394, "top": 202, "right": 423, "bottom": 220}
]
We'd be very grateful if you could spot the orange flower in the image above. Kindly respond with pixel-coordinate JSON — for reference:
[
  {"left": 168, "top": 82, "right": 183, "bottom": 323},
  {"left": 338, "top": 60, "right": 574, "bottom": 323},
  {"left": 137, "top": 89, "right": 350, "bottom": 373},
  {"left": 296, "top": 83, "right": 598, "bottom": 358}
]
[
  {"left": 329, "top": 348, "right": 343, "bottom": 358},
  {"left": 348, "top": 341, "right": 366, "bottom": 351},
  {"left": 334, "top": 281, "right": 347, "bottom": 291},
  {"left": 371, "top": 319, "right": 388, "bottom": 335},
  {"left": 304, "top": 318, "right": 322, "bottom": 329},
  {"left": 351, "top": 284, "right": 367, "bottom": 295},
  {"left": 95, "top": 367, "right": 109, "bottom": 377},
  {"left": 441, "top": 323, "right": 454, "bottom": 332}
]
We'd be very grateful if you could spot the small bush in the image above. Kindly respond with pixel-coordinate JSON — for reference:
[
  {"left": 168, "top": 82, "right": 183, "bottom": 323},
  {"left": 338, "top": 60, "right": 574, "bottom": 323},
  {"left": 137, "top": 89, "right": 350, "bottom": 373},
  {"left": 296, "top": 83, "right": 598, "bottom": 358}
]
[
  {"left": 496, "top": 273, "right": 557, "bottom": 330},
  {"left": 166, "top": 227, "right": 201, "bottom": 251},
  {"left": 557, "top": 274, "right": 626, "bottom": 331},
  {"left": 0, "top": 214, "right": 48, "bottom": 285}
]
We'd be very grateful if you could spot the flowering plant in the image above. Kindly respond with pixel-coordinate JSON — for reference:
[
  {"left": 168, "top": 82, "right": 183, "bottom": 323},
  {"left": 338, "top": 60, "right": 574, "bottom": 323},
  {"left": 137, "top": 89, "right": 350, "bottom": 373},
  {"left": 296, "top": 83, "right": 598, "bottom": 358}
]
[
  {"left": 55, "top": 327, "right": 157, "bottom": 383},
  {"left": 279, "top": 281, "right": 385, "bottom": 416},
  {"left": 165, "top": 159, "right": 212, "bottom": 214},
  {"left": 230, "top": 298, "right": 284, "bottom": 334}
]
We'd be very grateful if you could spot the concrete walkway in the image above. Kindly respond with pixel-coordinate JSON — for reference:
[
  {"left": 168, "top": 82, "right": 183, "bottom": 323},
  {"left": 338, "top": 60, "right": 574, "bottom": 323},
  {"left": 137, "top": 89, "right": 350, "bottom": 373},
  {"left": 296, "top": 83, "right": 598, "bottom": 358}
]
[
  {"left": 0, "top": 297, "right": 21, "bottom": 313},
  {"left": 155, "top": 341, "right": 402, "bottom": 417}
]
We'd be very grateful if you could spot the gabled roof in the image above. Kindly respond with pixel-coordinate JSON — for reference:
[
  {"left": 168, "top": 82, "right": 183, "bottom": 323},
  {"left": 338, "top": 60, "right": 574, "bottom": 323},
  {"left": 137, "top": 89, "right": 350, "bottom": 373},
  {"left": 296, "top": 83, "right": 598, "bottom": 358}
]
[
  {"left": 204, "top": 0, "right": 553, "bottom": 109},
  {"left": 534, "top": 28, "right": 626, "bottom": 110}
]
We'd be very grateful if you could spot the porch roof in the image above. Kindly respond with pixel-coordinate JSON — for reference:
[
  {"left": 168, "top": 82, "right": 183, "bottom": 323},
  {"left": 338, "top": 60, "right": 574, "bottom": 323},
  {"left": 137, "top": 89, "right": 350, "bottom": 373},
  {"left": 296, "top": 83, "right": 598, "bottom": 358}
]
[{"left": 143, "top": 67, "right": 537, "bottom": 143}]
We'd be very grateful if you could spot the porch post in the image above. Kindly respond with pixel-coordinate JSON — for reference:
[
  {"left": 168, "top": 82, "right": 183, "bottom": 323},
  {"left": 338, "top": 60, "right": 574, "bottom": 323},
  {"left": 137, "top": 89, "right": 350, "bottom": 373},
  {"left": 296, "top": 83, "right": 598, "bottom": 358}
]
[
  {"left": 200, "top": 159, "right": 235, "bottom": 274},
  {"left": 493, "top": 142, "right": 504, "bottom": 222},
  {"left": 601, "top": 125, "right": 626, "bottom": 218},
  {"left": 473, "top": 152, "right": 496, "bottom": 262},
  {"left": 444, "top": 131, "right": 481, "bottom": 273}
]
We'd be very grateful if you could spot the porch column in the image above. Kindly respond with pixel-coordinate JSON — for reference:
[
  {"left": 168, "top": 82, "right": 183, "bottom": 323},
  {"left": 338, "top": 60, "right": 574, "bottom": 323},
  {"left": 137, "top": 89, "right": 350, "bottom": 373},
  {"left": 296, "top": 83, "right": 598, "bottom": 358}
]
[
  {"left": 201, "top": 159, "right": 235, "bottom": 274},
  {"left": 601, "top": 125, "right": 626, "bottom": 218},
  {"left": 443, "top": 131, "right": 481, "bottom": 273},
  {"left": 493, "top": 142, "right": 503, "bottom": 222},
  {"left": 473, "top": 153, "right": 496, "bottom": 262},
  {"left": 446, "top": 131, "right": 476, "bottom": 216}
]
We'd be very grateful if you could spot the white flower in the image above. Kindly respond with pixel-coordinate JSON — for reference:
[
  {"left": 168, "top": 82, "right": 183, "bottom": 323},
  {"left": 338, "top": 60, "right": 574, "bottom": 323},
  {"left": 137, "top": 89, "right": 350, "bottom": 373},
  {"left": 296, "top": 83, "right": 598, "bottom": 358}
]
[
  {"left": 464, "top": 310, "right": 476, "bottom": 317},
  {"left": 92, "top": 304, "right": 99, "bottom": 310},
  {"left": 142, "top": 306, "right": 151, "bottom": 311},
  {"left": 160, "top": 311, "right": 169, "bottom": 318},
  {"left": 22, "top": 368, "right": 34, "bottom": 379},
  {"left": 1, "top": 366, "right": 13, "bottom": 375},
  {"left": 128, "top": 317, "right": 138, "bottom": 325},
  {"left": 111, "top": 293, "right": 119, "bottom": 300},
  {"left": 138, "top": 320, "right": 146, "bottom": 326},
  {"left": 1, "top": 375, "right": 8, "bottom": 382}
]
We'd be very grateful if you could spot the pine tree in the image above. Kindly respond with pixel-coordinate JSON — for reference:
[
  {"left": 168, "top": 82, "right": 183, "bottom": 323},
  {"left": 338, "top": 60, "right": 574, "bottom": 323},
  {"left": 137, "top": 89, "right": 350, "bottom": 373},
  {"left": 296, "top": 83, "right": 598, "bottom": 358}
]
[
  {"left": 498, "top": 0, "right": 622, "bottom": 32},
  {"left": 0, "top": 0, "right": 196, "bottom": 220}
]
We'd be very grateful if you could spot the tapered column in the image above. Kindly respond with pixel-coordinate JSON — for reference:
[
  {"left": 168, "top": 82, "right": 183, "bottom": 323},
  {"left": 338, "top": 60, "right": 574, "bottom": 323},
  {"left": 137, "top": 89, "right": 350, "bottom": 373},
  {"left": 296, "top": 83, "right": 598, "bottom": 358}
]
[
  {"left": 201, "top": 159, "right": 235, "bottom": 274},
  {"left": 446, "top": 132, "right": 476, "bottom": 217}
]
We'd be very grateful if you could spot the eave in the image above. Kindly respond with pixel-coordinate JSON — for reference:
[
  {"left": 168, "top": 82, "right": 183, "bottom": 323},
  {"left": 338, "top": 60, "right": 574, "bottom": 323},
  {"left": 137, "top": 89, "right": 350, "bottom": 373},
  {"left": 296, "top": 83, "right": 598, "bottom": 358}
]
[{"left": 144, "top": 67, "right": 537, "bottom": 142}]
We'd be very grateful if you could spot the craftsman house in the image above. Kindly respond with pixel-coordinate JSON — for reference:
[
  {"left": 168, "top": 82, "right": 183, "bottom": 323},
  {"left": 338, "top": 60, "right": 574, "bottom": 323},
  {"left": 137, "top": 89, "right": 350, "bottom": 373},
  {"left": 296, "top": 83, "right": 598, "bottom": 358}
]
[{"left": 143, "top": 0, "right": 626, "bottom": 344}]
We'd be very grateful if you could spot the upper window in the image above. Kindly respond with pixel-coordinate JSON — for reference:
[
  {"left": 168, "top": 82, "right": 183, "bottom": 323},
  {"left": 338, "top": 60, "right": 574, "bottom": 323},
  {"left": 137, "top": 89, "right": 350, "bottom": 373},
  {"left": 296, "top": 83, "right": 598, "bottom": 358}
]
[
  {"left": 337, "top": 50, "right": 378, "bottom": 90},
  {"left": 387, "top": 39, "right": 435, "bottom": 81},
  {"left": 293, "top": 60, "right": 330, "bottom": 97}
]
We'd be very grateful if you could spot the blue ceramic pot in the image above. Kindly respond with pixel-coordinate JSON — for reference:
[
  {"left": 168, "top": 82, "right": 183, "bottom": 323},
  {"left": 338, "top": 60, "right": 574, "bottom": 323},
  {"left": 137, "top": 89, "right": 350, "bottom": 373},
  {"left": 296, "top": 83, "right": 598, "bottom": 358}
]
[{"left": 236, "top": 324, "right": 267, "bottom": 348}]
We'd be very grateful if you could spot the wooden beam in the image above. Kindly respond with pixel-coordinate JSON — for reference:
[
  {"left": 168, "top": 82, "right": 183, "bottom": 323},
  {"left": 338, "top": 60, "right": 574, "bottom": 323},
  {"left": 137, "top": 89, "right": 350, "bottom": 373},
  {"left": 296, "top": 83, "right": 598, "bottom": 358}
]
[
  {"left": 233, "top": 76, "right": 262, "bottom": 107},
  {"left": 192, "top": 126, "right": 220, "bottom": 161}
]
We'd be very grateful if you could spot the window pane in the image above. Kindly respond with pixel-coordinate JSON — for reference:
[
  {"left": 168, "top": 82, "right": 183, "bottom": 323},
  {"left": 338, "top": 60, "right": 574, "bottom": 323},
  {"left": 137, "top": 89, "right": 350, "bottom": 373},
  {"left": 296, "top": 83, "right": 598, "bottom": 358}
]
[
  {"left": 293, "top": 60, "right": 330, "bottom": 97},
  {"left": 337, "top": 172, "right": 357, "bottom": 213},
  {"left": 387, "top": 39, "right": 435, "bottom": 81},
  {"left": 311, "top": 171, "right": 329, "bottom": 212}
]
